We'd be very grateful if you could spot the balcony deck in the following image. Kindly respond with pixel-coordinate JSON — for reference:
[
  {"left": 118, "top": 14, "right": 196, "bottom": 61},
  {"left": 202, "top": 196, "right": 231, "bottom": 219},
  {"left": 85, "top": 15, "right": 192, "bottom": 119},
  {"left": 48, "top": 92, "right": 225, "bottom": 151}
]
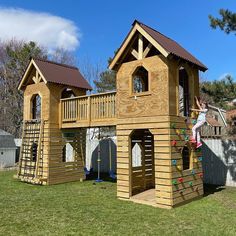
[{"left": 60, "top": 91, "right": 117, "bottom": 128}]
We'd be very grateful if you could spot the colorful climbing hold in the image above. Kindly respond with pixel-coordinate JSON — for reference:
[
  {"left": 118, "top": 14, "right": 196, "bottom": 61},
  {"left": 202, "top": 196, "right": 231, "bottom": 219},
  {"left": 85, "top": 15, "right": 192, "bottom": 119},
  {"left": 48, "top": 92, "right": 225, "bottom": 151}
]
[
  {"left": 171, "top": 140, "right": 177, "bottom": 146},
  {"left": 185, "top": 135, "right": 189, "bottom": 141},
  {"left": 171, "top": 123, "right": 176, "bottom": 129},
  {"left": 181, "top": 128, "right": 186, "bottom": 134},
  {"left": 198, "top": 172, "right": 203, "bottom": 178},
  {"left": 188, "top": 181, "right": 193, "bottom": 186},
  {"left": 191, "top": 169, "right": 195, "bottom": 175},
  {"left": 178, "top": 177, "right": 184, "bottom": 183},
  {"left": 192, "top": 119, "right": 197, "bottom": 125},
  {"left": 172, "top": 160, "right": 177, "bottom": 165},
  {"left": 172, "top": 180, "right": 177, "bottom": 185},
  {"left": 198, "top": 156, "right": 203, "bottom": 162}
]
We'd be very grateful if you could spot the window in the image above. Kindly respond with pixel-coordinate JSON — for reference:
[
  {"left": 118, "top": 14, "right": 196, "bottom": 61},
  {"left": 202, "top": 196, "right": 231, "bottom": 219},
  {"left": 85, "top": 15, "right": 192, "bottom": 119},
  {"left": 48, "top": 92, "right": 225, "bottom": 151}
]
[
  {"left": 179, "top": 68, "right": 190, "bottom": 117},
  {"left": 132, "top": 66, "right": 149, "bottom": 93},
  {"left": 132, "top": 142, "right": 142, "bottom": 167},
  {"left": 32, "top": 94, "right": 41, "bottom": 119},
  {"left": 61, "top": 88, "right": 75, "bottom": 99},
  {"left": 62, "top": 143, "right": 74, "bottom": 162},
  {"left": 182, "top": 145, "right": 190, "bottom": 170},
  {"left": 31, "top": 142, "right": 38, "bottom": 162}
]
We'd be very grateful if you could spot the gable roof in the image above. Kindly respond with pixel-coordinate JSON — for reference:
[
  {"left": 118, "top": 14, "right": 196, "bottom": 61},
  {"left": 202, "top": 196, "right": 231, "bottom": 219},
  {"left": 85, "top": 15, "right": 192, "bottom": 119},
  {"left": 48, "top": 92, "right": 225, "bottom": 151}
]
[
  {"left": 0, "top": 129, "right": 16, "bottom": 149},
  {"left": 18, "top": 58, "right": 92, "bottom": 90},
  {"left": 206, "top": 116, "right": 222, "bottom": 127},
  {"left": 109, "top": 20, "right": 207, "bottom": 72}
]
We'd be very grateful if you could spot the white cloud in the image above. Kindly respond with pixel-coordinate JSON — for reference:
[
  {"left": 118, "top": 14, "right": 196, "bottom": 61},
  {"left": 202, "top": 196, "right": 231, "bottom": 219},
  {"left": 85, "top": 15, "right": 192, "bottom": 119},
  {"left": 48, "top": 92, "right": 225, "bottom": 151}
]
[{"left": 0, "top": 7, "right": 80, "bottom": 51}]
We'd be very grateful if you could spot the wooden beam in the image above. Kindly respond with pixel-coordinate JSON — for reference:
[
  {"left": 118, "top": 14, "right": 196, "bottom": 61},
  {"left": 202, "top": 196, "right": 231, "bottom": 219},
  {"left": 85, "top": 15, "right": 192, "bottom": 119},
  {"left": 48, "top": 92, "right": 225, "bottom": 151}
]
[
  {"left": 136, "top": 24, "right": 169, "bottom": 57},
  {"left": 143, "top": 43, "right": 152, "bottom": 58},
  {"left": 138, "top": 34, "right": 143, "bottom": 59},
  {"left": 131, "top": 49, "right": 139, "bottom": 60}
]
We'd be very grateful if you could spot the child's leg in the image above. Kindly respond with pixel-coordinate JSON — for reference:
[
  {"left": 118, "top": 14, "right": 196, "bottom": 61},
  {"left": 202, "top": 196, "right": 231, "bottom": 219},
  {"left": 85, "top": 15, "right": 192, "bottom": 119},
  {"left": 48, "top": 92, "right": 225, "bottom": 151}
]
[{"left": 195, "top": 121, "right": 205, "bottom": 143}]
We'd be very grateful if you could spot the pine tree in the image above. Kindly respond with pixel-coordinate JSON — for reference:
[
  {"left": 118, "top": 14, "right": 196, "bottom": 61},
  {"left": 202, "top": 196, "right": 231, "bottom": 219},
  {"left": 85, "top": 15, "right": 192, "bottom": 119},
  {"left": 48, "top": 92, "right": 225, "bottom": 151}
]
[{"left": 209, "top": 9, "right": 236, "bottom": 34}]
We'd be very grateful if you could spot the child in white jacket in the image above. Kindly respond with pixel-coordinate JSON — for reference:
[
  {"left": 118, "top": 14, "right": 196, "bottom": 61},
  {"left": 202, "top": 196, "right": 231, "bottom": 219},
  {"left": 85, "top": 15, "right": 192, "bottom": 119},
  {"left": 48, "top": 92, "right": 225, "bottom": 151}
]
[{"left": 190, "top": 96, "right": 208, "bottom": 148}]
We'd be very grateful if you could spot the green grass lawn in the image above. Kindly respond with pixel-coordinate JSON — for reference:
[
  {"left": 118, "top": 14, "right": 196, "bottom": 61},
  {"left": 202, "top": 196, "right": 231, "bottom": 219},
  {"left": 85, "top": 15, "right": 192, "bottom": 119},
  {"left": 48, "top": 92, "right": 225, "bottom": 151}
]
[{"left": 0, "top": 171, "right": 236, "bottom": 236}]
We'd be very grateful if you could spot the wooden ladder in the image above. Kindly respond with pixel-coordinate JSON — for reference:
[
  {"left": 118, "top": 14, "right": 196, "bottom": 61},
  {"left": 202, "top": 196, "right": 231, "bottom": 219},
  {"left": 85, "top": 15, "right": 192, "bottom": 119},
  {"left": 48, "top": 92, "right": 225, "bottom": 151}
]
[{"left": 17, "top": 119, "right": 44, "bottom": 181}]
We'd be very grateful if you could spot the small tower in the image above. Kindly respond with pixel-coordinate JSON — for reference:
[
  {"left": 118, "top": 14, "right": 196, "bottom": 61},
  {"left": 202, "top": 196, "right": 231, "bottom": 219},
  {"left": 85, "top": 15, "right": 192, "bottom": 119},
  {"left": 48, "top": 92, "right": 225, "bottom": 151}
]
[
  {"left": 109, "top": 20, "right": 207, "bottom": 208},
  {"left": 17, "top": 58, "right": 92, "bottom": 184}
]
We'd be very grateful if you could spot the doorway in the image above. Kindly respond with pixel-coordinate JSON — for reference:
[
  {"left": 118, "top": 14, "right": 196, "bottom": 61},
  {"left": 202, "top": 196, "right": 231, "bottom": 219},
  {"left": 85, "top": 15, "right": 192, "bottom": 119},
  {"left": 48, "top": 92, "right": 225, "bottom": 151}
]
[{"left": 130, "top": 129, "right": 154, "bottom": 195}]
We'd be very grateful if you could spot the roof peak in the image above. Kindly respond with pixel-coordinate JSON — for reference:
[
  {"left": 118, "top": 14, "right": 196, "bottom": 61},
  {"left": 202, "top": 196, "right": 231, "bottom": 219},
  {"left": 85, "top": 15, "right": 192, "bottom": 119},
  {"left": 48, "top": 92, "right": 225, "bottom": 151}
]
[
  {"left": 133, "top": 19, "right": 176, "bottom": 43},
  {"left": 33, "top": 58, "right": 78, "bottom": 71}
]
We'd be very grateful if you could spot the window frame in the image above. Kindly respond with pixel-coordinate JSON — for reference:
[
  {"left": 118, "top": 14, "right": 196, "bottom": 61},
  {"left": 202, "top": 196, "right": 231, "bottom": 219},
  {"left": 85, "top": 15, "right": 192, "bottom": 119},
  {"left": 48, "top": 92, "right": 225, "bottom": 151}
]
[
  {"left": 31, "top": 94, "right": 41, "bottom": 120},
  {"left": 131, "top": 66, "right": 150, "bottom": 96}
]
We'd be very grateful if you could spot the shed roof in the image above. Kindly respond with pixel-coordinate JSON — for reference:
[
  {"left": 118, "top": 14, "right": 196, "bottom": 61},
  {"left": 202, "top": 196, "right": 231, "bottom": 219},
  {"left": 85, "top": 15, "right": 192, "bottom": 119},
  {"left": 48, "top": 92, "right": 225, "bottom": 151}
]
[
  {"left": 19, "top": 58, "right": 92, "bottom": 90},
  {"left": 206, "top": 117, "right": 222, "bottom": 127},
  {"left": 0, "top": 129, "right": 16, "bottom": 149}
]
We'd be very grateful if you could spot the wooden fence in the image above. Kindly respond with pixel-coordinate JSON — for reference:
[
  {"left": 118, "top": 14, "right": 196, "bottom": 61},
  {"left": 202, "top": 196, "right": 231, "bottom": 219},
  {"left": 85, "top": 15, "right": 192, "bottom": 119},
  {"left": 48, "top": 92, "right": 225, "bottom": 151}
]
[{"left": 202, "top": 138, "right": 236, "bottom": 187}]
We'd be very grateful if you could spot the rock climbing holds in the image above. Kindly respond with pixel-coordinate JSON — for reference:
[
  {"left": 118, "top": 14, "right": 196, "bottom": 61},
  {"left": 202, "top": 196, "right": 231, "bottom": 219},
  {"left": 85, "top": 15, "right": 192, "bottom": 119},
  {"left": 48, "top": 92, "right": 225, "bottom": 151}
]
[
  {"left": 184, "top": 135, "right": 189, "bottom": 141},
  {"left": 171, "top": 123, "right": 176, "bottom": 129},
  {"left": 198, "top": 156, "right": 203, "bottom": 162},
  {"left": 191, "top": 169, "right": 195, "bottom": 175},
  {"left": 172, "top": 159, "right": 177, "bottom": 165},
  {"left": 188, "top": 181, "right": 193, "bottom": 186},
  {"left": 171, "top": 140, "right": 177, "bottom": 146},
  {"left": 181, "top": 128, "right": 186, "bottom": 135},
  {"left": 178, "top": 177, "right": 184, "bottom": 183},
  {"left": 198, "top": 172, "right": 203, "bottom": 178},
  {"left": 192, "top": 119, "right": 197, "bottom": 125},
  {"left": 172, "top": 180, "right": 177, "bottom": 185}
]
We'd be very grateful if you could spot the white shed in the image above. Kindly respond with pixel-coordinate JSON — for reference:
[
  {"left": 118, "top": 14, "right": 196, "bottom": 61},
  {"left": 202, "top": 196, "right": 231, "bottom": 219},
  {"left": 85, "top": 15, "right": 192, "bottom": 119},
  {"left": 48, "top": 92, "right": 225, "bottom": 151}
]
[{"left": 0, "top": 129, "right": 17, "bottom": 168}]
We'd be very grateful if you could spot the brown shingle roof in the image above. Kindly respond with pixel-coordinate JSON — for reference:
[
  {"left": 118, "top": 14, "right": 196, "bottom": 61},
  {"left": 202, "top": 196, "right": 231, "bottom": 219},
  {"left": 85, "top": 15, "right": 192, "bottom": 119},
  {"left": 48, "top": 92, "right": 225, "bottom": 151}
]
[
  {"left": 34, "top": 59, "right": 92, "bottom": 90},
  {"left": 206, "top": 116, "right": 222, "bottom": 127},
  {"left": 134, "top": 20, "right": 208, "bottom": 71}
]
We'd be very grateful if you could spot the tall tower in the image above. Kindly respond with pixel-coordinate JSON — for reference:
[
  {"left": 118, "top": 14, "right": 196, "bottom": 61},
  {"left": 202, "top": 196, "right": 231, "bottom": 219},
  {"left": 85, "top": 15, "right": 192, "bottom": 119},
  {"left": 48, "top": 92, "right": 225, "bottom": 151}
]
[{"left": 109, "top": 20, "right": 207, "bottom": 208}]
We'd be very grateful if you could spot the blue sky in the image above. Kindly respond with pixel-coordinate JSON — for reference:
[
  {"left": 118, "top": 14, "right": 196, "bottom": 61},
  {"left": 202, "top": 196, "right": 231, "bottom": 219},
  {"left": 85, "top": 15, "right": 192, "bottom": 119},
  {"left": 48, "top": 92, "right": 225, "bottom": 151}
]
[{"left": 0, "top": 0, "right": 235, "bottom": 81}]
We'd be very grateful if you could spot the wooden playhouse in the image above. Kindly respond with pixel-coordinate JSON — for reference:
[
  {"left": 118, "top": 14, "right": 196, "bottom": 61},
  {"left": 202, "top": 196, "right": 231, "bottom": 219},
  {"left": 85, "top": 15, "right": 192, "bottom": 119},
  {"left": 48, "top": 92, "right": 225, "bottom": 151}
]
[{"left": 17, "top": 20, "right": 207, "bottom": 208}]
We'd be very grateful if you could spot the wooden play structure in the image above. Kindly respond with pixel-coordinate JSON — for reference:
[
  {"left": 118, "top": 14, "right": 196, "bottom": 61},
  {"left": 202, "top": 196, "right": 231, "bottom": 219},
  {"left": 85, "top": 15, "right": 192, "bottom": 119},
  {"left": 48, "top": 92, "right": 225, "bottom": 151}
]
[{"left": 17, "top": 20, "right": 207, "bottom": 208}]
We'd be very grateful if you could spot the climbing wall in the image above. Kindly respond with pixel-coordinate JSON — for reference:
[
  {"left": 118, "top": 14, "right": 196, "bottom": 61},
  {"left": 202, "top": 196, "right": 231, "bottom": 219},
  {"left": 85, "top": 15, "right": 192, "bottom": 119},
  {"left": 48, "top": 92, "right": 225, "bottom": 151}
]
[
  {"left": 170, "top": 117, "right": 204, "bottom": 206},
  {"left": 18, "top": 119, "right": 44, "bottom": 183}
]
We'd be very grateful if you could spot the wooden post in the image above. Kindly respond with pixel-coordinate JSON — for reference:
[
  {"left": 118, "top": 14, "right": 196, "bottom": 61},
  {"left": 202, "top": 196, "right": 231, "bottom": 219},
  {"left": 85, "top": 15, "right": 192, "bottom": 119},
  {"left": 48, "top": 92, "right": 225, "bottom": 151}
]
[{"left": 138, "top": 34, "right": 143, "bottom": 60}]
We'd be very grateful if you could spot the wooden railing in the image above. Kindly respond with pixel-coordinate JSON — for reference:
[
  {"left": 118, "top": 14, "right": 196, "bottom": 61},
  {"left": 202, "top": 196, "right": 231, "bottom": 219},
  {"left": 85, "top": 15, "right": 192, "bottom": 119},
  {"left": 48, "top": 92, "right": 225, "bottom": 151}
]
[
  {"left": 201, "top": 124, "right": 226, "bottom": 138},
  {"left": 60, "top": 91, "right": 116, "bottom": 127}
]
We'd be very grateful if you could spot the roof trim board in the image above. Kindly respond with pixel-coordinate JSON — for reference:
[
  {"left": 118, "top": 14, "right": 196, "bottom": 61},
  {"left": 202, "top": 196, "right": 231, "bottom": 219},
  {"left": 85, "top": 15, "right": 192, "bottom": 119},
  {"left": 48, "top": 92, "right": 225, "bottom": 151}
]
[
  {"left": 18, "top": 59, "right": 47, "bottom": 90},
  {"left": 109, "top": 23, "right": 169, "bottom": 70}
]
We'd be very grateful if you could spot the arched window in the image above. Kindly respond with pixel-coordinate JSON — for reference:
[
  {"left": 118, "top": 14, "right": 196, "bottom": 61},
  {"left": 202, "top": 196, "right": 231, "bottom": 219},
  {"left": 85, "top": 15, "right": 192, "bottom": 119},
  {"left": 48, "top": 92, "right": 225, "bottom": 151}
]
[
  {"left": 132, "top": 66, "right": 149, "bottom": 93},
  {"left": 179, "top": 67, "right": 190, "bottom": 117},
  {"left": 182, "top": 145, "right": 190, "bottom": 170},
  {"left": 61, "top": 88, "right": 75, "bottom": 99},
  {"left": 32, "top": 94, "right": 41, "bottom": 119},
  {"left": 31, "top": 142, "right": 38, "bottom": 162}
]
